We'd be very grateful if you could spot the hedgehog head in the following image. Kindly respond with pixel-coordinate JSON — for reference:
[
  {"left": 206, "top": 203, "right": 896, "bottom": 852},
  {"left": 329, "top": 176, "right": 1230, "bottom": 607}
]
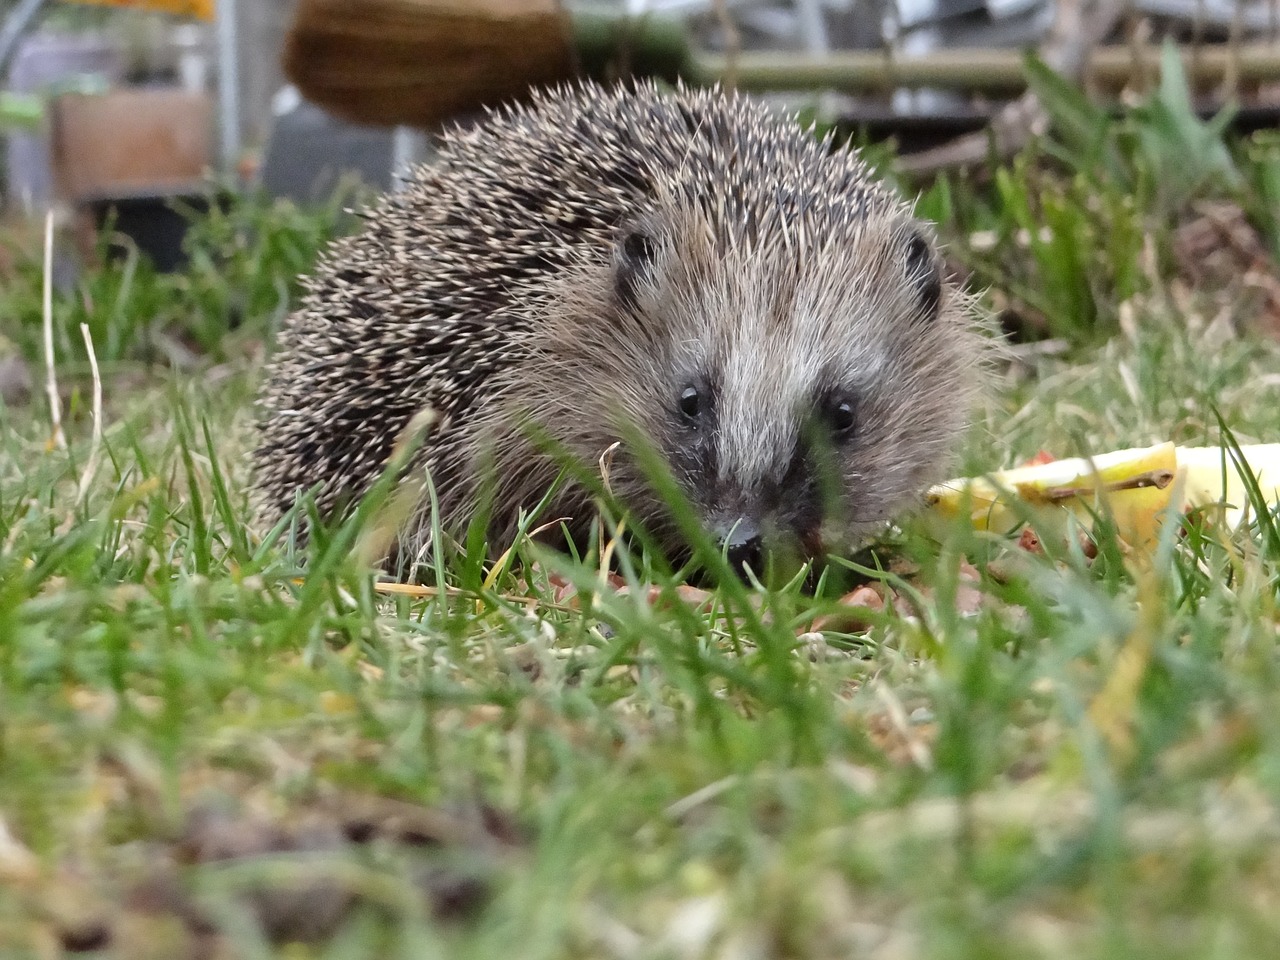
[{"left": 507, "top": 176, "right": 979, "bottom": 575}]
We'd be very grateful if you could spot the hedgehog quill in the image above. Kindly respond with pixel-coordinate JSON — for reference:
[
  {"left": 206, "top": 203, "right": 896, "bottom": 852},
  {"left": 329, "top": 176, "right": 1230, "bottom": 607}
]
[{"left": 253, "top": 81, "right": 984, "bottom": 577}]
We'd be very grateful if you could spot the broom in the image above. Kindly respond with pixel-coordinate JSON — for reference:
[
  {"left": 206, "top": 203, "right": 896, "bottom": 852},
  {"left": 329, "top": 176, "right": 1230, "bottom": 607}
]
[{"left": 282, "top": 0, "right": 688, "bottom": 128}]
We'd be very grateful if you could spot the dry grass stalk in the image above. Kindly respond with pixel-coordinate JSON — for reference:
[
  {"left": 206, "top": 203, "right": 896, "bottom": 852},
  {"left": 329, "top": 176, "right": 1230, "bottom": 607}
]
[
  {"left": 75, "top": 323, "right": 103, "bottom": 505},
  {"left": 42, "top": 212, "right": 65, "bottom": 451}
]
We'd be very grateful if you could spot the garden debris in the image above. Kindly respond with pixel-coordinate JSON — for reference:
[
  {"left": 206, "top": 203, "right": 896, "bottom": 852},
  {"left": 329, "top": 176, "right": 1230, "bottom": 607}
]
[
  {"left": 374, "top": 544, "right": 999, "bottom": 642},
  {"left": 324, "top": 792, "right": 528, "bottom": 850},
  {"left": 7, "top": 790, "right": 524, "bottom": 956},
  {"left": 809, "top": 585, "right": 886, "bottom": 635},
  {"left": 865, "top": 684, "right": 937, "bottom": 771},
  {"left": 1172, "top": 200, "right": 1280, "bottom": 339},
  {"left": 176, "top": 806, "right": 355, "bottom": 944},
  {"left": 544, "top": 568, "right": 715, "bottom": 615}
]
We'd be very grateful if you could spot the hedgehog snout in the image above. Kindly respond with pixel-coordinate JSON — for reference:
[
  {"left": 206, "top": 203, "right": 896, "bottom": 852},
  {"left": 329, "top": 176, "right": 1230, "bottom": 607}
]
[
  {"left": 709, "top": 517, "right": 764, "bottom": 578},
  {"left": 702, "top": 475, "right": 824, "bottom": 576}
]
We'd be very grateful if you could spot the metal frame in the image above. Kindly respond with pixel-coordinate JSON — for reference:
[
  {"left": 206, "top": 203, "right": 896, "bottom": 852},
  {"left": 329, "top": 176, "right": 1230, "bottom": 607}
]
[
  {"left": 0, "top": 0, "right": 50, "bottom": 78},
  {"left": 215, "top": 0, "right": 239, "bottom": 171}
]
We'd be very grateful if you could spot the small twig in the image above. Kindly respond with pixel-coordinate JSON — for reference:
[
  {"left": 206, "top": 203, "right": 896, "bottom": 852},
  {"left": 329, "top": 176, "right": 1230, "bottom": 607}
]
[
  {"left": 665, "top": 775, "right": 740, "bottom": 820},
  {"left": 75, "top": 323, "right": 103, "bottom": 504},
  {"left": 41, "top": 211, "right": 65, "bottom": 450},
  {"left": 374, "top": 579, "right": 549, "bottom": 608}
]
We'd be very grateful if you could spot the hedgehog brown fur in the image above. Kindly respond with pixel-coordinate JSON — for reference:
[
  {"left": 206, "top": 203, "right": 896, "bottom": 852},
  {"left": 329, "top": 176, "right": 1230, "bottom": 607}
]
[{"left": 252, "top": 80, "right": 984, "bottom": 573}]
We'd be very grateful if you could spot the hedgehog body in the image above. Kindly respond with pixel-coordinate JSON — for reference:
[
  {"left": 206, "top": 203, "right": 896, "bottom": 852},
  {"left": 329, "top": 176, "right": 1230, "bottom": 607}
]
[{"left": 253, "top": 81, "right": 982, "bottom": 572}]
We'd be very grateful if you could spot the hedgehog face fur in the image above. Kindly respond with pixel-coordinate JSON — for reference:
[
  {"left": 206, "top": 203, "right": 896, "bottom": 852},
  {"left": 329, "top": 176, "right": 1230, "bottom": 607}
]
[{"left": 253, "top": 81, "right": 983, "bottom": 576}]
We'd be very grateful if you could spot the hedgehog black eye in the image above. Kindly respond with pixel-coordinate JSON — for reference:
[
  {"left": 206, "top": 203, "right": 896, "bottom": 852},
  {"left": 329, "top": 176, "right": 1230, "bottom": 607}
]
[
  {"left": 678, "top": 384, "right": 702, "bottom": 421},
  {"left": 904, "top": 231, "right": 942, "bottom": 321},
  {"left": 614, "top": 227, "right": 658, "bottom": 308},
  {"left": 825, "top": 396, "right": 858, "bottom": 442}
]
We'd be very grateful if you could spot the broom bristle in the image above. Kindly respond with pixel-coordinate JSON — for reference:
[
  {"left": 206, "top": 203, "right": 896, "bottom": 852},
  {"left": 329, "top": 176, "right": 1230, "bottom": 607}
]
[{"left": 283, "top": 0, "right": 575, "bottom": 127}]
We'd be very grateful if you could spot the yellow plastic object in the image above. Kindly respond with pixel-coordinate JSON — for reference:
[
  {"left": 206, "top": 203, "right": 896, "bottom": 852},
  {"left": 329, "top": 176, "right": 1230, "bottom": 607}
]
[
  {"left": 926, "top": 442, "right": 1280, "bottom": 548},
  {"left": 927, "top": 442, "right": 1179, "bottom": 548},
  {"left": 65, "top": 0, "right": 213, "bottom": 19},
  {"left": 1177, "top": 444, "right": 1280, "bottom": 528}
]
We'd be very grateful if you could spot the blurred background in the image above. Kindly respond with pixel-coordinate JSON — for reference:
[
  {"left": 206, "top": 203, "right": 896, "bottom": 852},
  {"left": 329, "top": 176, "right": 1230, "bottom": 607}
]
[{"left": 5, "top": 0, "right": 1280, "bottom": 356}]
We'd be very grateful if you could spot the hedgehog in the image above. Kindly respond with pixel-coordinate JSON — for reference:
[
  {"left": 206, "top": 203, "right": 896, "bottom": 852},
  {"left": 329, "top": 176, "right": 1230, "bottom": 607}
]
[{"left": 252, "top": 80, "right": 983, "bottom": 576}]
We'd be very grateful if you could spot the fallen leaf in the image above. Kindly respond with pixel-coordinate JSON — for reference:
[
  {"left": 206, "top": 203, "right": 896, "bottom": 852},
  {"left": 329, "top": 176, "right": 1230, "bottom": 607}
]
[{"left": 810, "top": 585, "right": 885, "bottom": 634}]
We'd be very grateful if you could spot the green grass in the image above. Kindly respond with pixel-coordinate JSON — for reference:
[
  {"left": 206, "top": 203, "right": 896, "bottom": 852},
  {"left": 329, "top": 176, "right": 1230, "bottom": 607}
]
[{"left": 4, "top": 79, "right": 1280, "bottom": 958}]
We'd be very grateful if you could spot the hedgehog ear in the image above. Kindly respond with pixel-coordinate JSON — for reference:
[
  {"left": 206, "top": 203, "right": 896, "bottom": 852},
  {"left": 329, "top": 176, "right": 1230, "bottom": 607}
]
[
  {"left": 614, "top": 224, "right": 659, "bottom": 309},
  {"left": 903, "top": 229, "right": 942, "bottom": 322}
]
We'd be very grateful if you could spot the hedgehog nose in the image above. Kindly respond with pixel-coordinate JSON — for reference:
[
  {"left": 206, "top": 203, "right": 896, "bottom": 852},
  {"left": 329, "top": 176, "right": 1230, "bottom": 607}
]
[{"left": 717, "top": 520, "right": 763, "bottom": 579}]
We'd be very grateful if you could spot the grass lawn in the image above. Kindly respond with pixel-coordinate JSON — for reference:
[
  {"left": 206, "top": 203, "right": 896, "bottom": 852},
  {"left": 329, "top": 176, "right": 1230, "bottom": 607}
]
[{"left": 4, "top": 71, "right": 1280, "bottom": 959}]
